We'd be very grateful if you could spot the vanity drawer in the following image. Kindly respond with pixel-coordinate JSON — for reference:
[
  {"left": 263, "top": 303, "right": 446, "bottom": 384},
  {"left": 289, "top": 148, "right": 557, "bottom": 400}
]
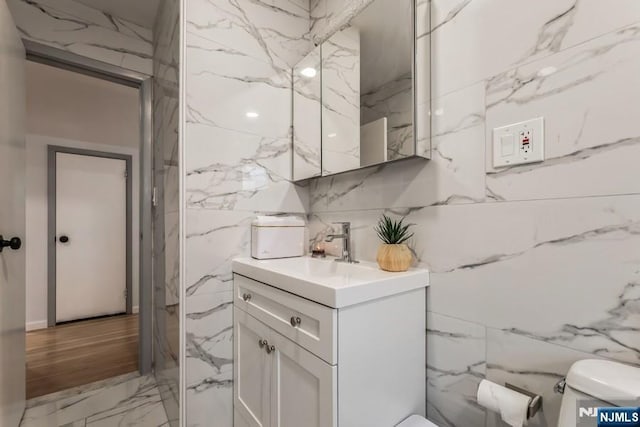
[{"left": 234, "top": 273, "right": 337, "bottom": 365}]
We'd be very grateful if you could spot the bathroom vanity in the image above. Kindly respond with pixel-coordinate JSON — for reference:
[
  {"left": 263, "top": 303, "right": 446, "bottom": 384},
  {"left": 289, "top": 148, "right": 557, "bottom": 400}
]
[{"left": 232, "top": 257, "right": 429, "bottom": 427}]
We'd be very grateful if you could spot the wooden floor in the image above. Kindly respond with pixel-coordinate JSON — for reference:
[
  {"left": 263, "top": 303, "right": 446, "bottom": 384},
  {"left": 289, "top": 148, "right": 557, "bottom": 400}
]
[{"left": 26, "top": 314, "right": 138, "bottom": 399}]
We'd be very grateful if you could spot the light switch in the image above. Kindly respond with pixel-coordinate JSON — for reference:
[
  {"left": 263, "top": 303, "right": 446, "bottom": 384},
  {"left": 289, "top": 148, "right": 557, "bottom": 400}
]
[
  {"left": 493, "top": 117, "right": 544, "bottom": 168},
  {"left": 501, "top": 134, "right": 514, "bottom": 156}
]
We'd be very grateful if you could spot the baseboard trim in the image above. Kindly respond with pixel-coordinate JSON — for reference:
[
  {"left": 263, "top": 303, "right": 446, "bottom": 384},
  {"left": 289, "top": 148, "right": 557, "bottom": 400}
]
[
  {"left": 26, "top": 320, "right": 47, "bottom": 331},
  {"left": 26, "top": 309, "right": 138, "bottom": 331}
]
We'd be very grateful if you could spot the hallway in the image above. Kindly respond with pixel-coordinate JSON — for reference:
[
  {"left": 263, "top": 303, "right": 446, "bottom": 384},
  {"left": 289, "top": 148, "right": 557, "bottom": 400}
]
[{"left": 26, "top": 315, "right": 138, "bottom": 399}]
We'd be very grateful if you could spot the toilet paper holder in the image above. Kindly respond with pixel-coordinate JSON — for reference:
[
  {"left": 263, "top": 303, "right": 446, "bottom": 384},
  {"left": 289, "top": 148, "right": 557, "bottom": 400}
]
[{"left": 504, "top": 383, "right": 543, "bottom": 419}]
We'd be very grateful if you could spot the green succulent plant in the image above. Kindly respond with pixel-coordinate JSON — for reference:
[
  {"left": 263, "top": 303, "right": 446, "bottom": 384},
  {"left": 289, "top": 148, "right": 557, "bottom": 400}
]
[{"left": 375, "top": 214, "right": 414, "bottom": 245}]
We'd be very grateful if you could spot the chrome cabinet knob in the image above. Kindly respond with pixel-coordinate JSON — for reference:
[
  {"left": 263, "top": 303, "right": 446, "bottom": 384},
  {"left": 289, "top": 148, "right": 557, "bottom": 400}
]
[
  {"left": 290, "top": 316, "right": 302, "bottom": 327},
  {"left": 258, "top": 339, "right": 275, "bottom": 354},
  {"left": 242, "top": 293, "right": 252, "bottom": 302}
]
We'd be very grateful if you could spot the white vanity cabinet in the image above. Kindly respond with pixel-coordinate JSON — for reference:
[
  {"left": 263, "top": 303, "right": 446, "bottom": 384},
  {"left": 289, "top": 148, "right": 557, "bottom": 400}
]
[
  {"left": 232, "top": 268, "right": 427, "bottom": 427},
  {"left": 234, "top": 307, "right": 337, "bottom": 427}
]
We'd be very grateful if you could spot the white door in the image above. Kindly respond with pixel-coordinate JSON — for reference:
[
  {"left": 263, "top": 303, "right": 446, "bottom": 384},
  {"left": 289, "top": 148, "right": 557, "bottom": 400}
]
[
  {"left": 0, "top": 1, "right": 26, "bottom": 425},
  {"left": 55, "top": 153, "right": 127, "bottom": 322},
  {"left": 269, "top": 327, "right": 337, "bottom": 427},
  {"left": 234, "top": 309, "right": 271, "bottom": 427}
]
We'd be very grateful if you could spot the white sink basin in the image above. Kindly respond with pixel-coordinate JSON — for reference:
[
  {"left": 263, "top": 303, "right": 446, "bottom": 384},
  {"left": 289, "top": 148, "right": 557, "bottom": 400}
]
[{"left": 232, "top": 256, "right": 429, "bottom": 308}]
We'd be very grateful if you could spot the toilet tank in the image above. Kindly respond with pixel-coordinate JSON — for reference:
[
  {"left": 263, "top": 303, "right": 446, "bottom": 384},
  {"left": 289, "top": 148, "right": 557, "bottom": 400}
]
[
  {"left": 251, "top": 216, "right": 305, "bottom": 259},
  {"left": 558, "top": 359, "right": 640, "bottom": 427}
]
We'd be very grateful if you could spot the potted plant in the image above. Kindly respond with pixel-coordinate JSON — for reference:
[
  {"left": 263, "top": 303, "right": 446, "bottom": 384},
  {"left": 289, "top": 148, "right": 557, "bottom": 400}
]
[{"left": 374, "top": 214, "right": 414, "bottom": 272}]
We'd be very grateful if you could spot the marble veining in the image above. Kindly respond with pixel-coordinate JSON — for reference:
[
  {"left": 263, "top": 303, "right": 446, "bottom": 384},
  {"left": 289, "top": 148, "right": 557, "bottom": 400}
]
[
  {"left": 307, "top": 193, "right": 640, "bottom": 427},
  {"left": 321, "top": 26, "right": 362, "bottom": 175},
  {"left": 184, "top": 0, "right": 311, "bottom": 213},
  {"left": 486, "top": 22, "right": 640, "bottom": 201},
  {"left": 361, "top": 72, "right": 414, "bottom": 161},
  {"left": 23, "top": 373, "right": 141, "bottom": 411},
  {"left": 309, "top": 193, "right": 640, "bottom": 367},
  {"left": 180, "top": 1, "right": 640, "bottom": 426},
  {"left": 430, "top": 0, "right": 640, "bottom": 97},
  {"left": 426, "top": 313, "right": 486, "bottom": 427},
  {"left": 184, "top": 209, "right": 254, "bottom": 426},
  {"left": 185, "top": 210, "right": 252, "bottom": 298},
  {"left": 310, "top": 0, "right": 374, "bottom": 45},
  {"left": 310, "top": 82, "right": 485, "bottom": 212},
  {"left": 429, "top": 0, "right": 471, "bottom": 35},
  {"left": 185, "top": 52, "right": 292, "bottom": 139},
  {"left": 184, "top": 291, "right": 234, "bottom": 427},
  {"left": 6, "top": 0, "right": 153, "bottom": 75},
  {"left": 485, "top": 329, "right": 604, "bottom": 427},
  {"left": 307, "top": 4, "right": 640, "bottom": 427},
  {"left": 185, "top": 129, "right": 299, "bottom": 211},
  {"left": 503, "top": 279, "right": 640, "bottom": 364},
  {"left": 293, "top": 46, "right": 322, "bottom": 180},
  {"left": 20, "top": 375, "right": 169, "bottom": 427},
  {"left": 184, "top": 12, "right": 311, "bottom": 427},
  {"left": 186, "top": 0, "right": 310, "bottom": 70}
]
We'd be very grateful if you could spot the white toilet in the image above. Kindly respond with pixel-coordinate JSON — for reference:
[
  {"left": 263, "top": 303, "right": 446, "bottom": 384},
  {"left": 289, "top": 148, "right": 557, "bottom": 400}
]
[
  {"left": 557, "top": 359, "right": 640, "bottom": 426},
  {"left": 397, "top": 359, "right": 640, "bottom": 427},
  {"left": 396, "top": 415, "right": 437, "bottom": 427}
]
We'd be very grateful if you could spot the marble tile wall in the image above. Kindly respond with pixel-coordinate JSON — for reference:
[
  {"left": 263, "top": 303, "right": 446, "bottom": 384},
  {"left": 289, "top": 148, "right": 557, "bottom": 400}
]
[
  {"left": 321, "top": 26, "right": 362, "bottom": 174},
  {"left": 182, "top": 0, "right": 310, "bottom": 425},
  {"left": 308, "top": 1, "right": 640, "bottom": 426},
  {"left": 310, "top": 0, "right": 374, "bottom": 45},
  {"left": 153, "top": 0, "right": 181, "bottom": 426},
  {"left": 361, "top": 72, "right": 414, "bottom": 161},
  {"left": 6, "top": 0, "right": 153, "bottom": 75}
]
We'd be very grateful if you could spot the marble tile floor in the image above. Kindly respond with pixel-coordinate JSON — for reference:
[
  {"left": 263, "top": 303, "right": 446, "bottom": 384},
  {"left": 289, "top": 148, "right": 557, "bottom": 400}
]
[{"left": 20, "top": 373, "right": 169, "bottom": 427}]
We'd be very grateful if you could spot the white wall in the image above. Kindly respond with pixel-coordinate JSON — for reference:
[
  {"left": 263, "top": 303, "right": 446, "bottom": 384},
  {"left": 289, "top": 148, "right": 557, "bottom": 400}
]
[
  {"left": 26, "top": 61, "right": 140, "bottom": 148},
  {"left": 25, "top": 62, "right": 141, "bottom": 330}
]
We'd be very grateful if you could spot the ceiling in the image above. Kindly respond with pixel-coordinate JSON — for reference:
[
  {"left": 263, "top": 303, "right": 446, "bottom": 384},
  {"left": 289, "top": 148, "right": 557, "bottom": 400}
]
[{"left": 74, "top": 0, "right": 161, "bottom": 28}]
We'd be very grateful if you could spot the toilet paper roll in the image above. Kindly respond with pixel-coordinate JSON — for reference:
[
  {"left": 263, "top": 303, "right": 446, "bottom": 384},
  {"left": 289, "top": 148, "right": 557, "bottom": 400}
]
[{"left": 476, "top": 380, "right": 531, "bottom": 427}]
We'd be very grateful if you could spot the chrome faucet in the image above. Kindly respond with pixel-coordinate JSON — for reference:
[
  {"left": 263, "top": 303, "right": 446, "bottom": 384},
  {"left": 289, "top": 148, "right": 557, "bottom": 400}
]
[{"left": 325, "top": 222, "right": 357, "bottom": 263}]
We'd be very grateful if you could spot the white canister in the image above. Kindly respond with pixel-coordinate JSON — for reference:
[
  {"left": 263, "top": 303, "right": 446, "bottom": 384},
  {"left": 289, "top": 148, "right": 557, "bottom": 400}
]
[{"left": 251, "top": 216, "right": 305, "bottom": 259}]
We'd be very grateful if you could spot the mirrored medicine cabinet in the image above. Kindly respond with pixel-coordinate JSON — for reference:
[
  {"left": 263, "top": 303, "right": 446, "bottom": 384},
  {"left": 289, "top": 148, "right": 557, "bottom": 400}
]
[{"left": 292, "top": 0, "right": 431, "bottom": 181}]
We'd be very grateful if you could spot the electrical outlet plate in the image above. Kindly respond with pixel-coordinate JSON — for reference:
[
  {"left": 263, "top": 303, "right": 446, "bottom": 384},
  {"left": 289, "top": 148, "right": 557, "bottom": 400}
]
[{"left": 493, "top": 117, "right": 544, "bottom": 168}]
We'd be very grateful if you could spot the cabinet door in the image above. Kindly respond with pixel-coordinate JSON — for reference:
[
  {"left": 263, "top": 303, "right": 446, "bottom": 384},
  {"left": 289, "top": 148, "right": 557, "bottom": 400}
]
[
  {"left": 234, "top": 308, "right": 272, "bottom": 427},
  {"left": 269, "top": 328, "right": 337, "bottom": 427}
]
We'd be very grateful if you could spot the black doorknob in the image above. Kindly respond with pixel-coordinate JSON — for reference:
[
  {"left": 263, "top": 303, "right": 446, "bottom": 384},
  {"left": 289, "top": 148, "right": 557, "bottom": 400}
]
[
  {"left": 59, "top": 235, "right": 70, "bottom": 243},
  {"left": 0, "top": 235, "right": 21, "bottom": 252}
]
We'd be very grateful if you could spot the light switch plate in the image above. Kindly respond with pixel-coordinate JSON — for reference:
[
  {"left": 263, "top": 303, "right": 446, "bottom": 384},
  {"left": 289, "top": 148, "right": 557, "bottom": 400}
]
[{"left": 493, "top": 117, "right": 544, "bottom": 168}]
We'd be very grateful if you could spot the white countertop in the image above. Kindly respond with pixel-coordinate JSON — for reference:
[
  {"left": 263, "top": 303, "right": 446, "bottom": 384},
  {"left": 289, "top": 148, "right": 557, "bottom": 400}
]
[{"left": 232, "top": 256, "right": 429, "bottom": 308}]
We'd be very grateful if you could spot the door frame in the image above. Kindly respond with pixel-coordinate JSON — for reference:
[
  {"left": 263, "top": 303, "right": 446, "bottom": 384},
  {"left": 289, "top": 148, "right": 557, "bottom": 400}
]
[
  {"left": 47, "top": 146, "right": 133, "bottom": 323},
  {"left": 26, "top": 40, "right": 154, "bottom": 374}
]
